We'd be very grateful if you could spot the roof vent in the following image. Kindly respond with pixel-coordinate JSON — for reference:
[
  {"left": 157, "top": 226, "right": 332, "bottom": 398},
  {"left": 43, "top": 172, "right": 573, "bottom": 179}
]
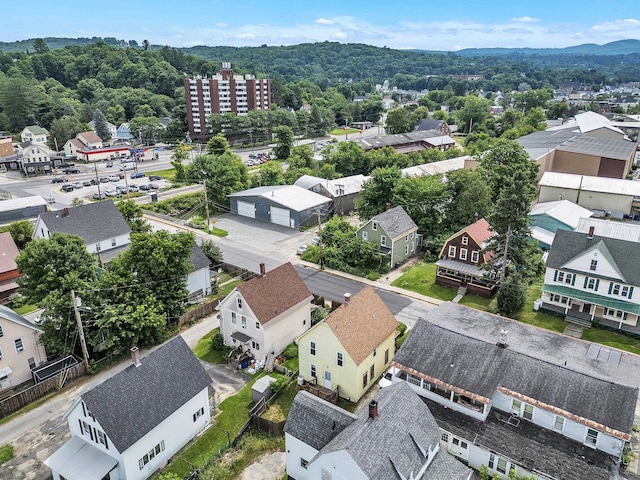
[{"left": 497, "top": 329, "right": 508, "bottom": 348}]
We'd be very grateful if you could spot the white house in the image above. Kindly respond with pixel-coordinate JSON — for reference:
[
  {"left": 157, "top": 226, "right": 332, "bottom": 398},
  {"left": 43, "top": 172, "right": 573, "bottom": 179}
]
[
  {"left": 45, "top": 337, "right": 212, "bottom": 480},
  {"left": 541, "top": 227, "right": 640, "bottom": 333},
  {"left": 16, "top": 141, "right": 54, "bottom": 176},
  {"left": 32, "top": 201, "right": 131, "bottom": 262},
  {"left": 284, "top": 382, "right": 472, "bottom": 480},
  {"left": 187, "top": 245, "right": 211, "bottom": 300},
  {"left": 20, "top": 125, "right": 49, "bottom": 145},
  {"left": 390, "top": 303, "right": 638, "bottom": 480},
  {"left": 218, "top": 262, "right": 312, "bottom": 363},
  {"left": 88, "top": 120, "right": 118, "bottom": 141},
  {"left": 0, "top": 305, "right": 47, "bottom": 390}
]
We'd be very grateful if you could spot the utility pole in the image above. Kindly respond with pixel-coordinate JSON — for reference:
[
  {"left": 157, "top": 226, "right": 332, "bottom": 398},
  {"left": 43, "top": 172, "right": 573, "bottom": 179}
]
[
  {"left": 316, "top": 207, "right": 324, "bottom": 270},
  {"left": 202, "top": 179, "right": 211, "bottom": 233},
  {"left": 71, "top": 290, "right": 90, "bottom": 374},
  {"left": 94, "top": 164, "right": 102, "bottom": 199}
]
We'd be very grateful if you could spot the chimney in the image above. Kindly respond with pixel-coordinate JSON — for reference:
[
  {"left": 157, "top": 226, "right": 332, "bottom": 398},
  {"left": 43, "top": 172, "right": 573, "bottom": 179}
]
[
  {"left": 497, "top": 329, "right": 508, "bottom": 348},
  {"left": 63, "top": 207, "right": 69, "bottom": 217},
  {"left": 473, "top": 212, "right": 479, "bottom": 223},
  {"left": 385, "top": 202, "right": 391, "bottom": 211},
  {"left": 131, "top": 346, "right": 141, "bottom": 367},
  {"left": 344, "top": 293, "right": 351, "bottom": 305},
  {"left": 587, "top": 226, "right": 595, "bottom": 239},
  {"left": 368, "top": 400, "right": 379, "bottom": 420},
  {"left": 259, "top": 263, "right": 266, "bottom": 276}
]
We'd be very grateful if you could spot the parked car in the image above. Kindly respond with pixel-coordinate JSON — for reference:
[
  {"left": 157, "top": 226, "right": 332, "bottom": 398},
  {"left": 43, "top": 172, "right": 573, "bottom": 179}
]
[
  {"left": 131, "top": 172, "right": 145, "bottom": 179},
  {"left": 378, "top": 368, "right": 393, "bottom": 388},
  {"left": 248, "top": 153, "right": 257, "bottom": 159},
  {"left": 105, "top": 189, "right": 119, "bottom": 197},
  {"left": 311, "top": 236, "right": 321, "bottom": 246},
  {"left": 72, "top": 181, "right": 83, "bottom": 189},
  {"left": 148, "top": 175, "right": 162, "bottom": 181},
  {"left": 116, "top": 185, "right": 128, "bottom": 194},
  {"left": 148, "top": 183, "right": 159, "bottom": 189},
  {"left": 128, "top": 184, "right": 139, "bottom": 192},
  {"left": 82, "top": 180, "right": 93, "bottom": 187},
  {"left": 93, "top": 192, "right": 106, "bottom": 200},
  {"left": 107, "top": 175, "right": 119, "bottom": 182},
  {"left": 99, "top": 177, "right": 110, "bottom": 183},
  {"left": 106, "top": 160, "right": 113, "bottom": 167},
  {"left": 296, "top": 245, "right": 308, "bottom": 256},
  {"left": 119, "top": 163, "right": 136, "bottom": 171},
  {"left": 139, "top": 184, "right": 151, "bottom": 191},
  {"left": 62, "top": 184, "right": 75, "bottom": 192},
  {"left": 64, "top": 167, "right": 80, "bottom": 174},
  {"left": 90, "top": 179, "right": 98, "bottom": 185},
  {"left": 51, "top": 177, "right": 67, "bottom": 183}
]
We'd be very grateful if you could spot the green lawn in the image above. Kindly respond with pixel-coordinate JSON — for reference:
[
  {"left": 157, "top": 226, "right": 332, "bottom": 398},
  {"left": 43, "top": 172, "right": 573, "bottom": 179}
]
[
  {"left": 218, "top": 280, "right": 243, "bottom": 299},
  {"left": 329, "top": 128, "right": 360, "bottom": 135},
  {"left": 146, "top": 168, "right": 176, "bottom": 180},
  {"left": 582, "top": 328, "right": 640, "bottom": 356},
  {"left": 391, "top": 263, "right": 457, "bottom": 300},
  {"left": 164, "top": 373, "right": 266, "bottom": 477},
  {"left": 0, "top": 444, "right": 14, "bottom": 465},
  {"left": 13, "top": 304, "right": 38, "bottom": 315},
  {"left": 193, "top": 328, "right": 229, "bottom": 364}
]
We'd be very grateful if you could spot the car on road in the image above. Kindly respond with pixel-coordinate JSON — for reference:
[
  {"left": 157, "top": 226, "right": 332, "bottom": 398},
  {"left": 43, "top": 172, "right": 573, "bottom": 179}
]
[
  {"left": 64, "top": 167, "right": 80, "bottom": 174},
  {"left": 72, "top": 181, "right": 83, "bottom": 189},
  {"left": 105, "top": 189, "right": 119, "bottom": 197},
  {"left": 82, "top": 180, "right": 93, "bottom": 187},
  {"left": 148, "top": 175, "right": 162, "bottom": 181},
  {"left": 148, "top": 183, "right": 159, "bottom": 189},
  {"left": 296, "top": 244, "right": 308, "bottom": 256},
  {"left": 311, "top": 236, "right": 321, "bottom": 246},
  {"left": 93, "top": 192, "right": 106, "bottom": 200},
  {"left": 139, "top": 184, "right": 150, "bottom": 191},
  {"left": 51, "top": 177, "right": 67, "bottom": 183},
  {"left": 131, "top": 172, "right": 145, "bottom": 179},
  {"left": 120, "top": 163, "right": 136, "bottom": 171},
  {"left": 107, "top": 175, "right": 119, "bottom": 182},
  {"left": 99, "top": 177, "right": 110, "bottom": 183},
  {"left": 62, "top": 184, "right": 75, "bottom": 192},
  {"left": 248, "top": 153, "right": 257, "bottom": 158}
]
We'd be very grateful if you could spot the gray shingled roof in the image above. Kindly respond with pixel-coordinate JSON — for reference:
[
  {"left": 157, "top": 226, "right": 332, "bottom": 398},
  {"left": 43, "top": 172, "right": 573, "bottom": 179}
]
[
  {"left": 190, "top": 244, "right": 211, "bottom": 271},
  {"left": 394, "top": 318, "right": 637, "bottom": 433},
  {"left": 370, "top": 206, "right": 418, "bottom": 240},
  {"left": 39, "top": 201, "right": 131, "bottom": 245},
  {"left": 284, "top": 390, "right": 357, "bottom": 450},
  {"left": 0, "top": 304, "right": 42, "bottom": 332},
  {"left": 547, "top": 229, "right": 640, "bottom": 285},
  {"left": 288, "top": 383, "right": 471, "bottom": 480},
  {"left": 414, "top": 119, "right": 445, "bottom": 131},
  {"left": 81, "top": 337, "right": 211, "bottom": 452}
]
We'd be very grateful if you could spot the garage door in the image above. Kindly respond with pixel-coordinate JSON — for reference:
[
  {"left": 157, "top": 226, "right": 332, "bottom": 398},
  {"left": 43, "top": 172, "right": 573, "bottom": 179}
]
[
  {"left": 270, "top": 206, "right": 290, "bottom": 226},
  {"left": 237, "top": 201, "right": 255, "bottom": 218}
]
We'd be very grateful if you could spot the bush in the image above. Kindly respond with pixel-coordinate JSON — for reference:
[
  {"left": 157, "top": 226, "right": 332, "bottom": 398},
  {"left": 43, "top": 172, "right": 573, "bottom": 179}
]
[
  {"left": 282, "top": 343, "right": 298, "bottom": 360},
  {"left": 211, "top": 331, "right": 225, "bottom": 351},
  {"left": 396, "top": 322, "right": 407, "bottom": 336},
  {"left": 311, "top": 307, "right": 327, "bottom": 325},
  {"left": 497, "top": 277, "right": 526, "bottom": 315}
]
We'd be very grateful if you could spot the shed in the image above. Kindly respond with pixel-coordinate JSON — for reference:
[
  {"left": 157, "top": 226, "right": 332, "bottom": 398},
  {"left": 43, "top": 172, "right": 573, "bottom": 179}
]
[
  {"left": 0, "top": 196, "right": 48, "bottom": 223},
  {"left": 228, "top": 185, "right": 331, "bottom": 228},
  {"left": 252, "top": 375, "right": 277, "bottom": 402}
]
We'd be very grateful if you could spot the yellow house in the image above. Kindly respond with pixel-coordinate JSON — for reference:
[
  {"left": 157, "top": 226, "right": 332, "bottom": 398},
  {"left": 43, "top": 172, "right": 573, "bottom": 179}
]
[{"left": 297, "top": 286, "right": 398, "bottom": 402}]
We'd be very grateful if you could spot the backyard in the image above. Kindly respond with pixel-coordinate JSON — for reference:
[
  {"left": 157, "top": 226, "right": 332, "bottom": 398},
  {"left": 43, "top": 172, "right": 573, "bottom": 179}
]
[{"left": 391, "top": 261, "right": 640, "bottom": 354}]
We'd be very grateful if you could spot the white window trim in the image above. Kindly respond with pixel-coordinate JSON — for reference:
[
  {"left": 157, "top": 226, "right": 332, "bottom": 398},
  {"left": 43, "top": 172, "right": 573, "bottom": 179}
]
[
  {"left": 448, "top": 245, "right": 456, "bottom": 257},
  {"left": 471, "top": 251, "right": 479, "bottom": 263}
]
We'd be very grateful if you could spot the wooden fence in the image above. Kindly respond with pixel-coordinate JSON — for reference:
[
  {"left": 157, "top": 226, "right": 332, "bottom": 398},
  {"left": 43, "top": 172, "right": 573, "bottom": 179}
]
[
  {"left": 0, "top": 362, "right": 85, "bottom": 418},
  {"left": 178, "top": 299, "right": 220, "bottom": 327}
]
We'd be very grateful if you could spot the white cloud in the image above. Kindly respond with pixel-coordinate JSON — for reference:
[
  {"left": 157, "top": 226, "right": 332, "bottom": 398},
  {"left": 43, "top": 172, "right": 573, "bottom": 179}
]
[
  {"left": 511, "top": 16, "right": 540, "bottom": 23},
  {"left": 215, "top": 22, "right": 227, "bottom": 28},
  {"left": 315, "top": 18, "right": 334, "bottom": 25}
]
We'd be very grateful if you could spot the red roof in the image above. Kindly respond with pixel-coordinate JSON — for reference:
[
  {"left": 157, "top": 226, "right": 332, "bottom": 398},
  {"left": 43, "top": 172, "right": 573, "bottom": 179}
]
[
  {"left": 463, "top": 218, "right": 494, "bottom": 245},
  {"left": 0, "top": 232, "right": 19, "bottom": 274}
]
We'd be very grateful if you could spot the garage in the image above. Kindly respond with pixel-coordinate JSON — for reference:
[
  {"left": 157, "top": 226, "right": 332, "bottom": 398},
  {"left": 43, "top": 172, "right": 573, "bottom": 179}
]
[
  {"left": 237, "top": 201, "right": 256, "bottom": 218},
  {"left": 270, "top": 206, "right": 291, "bottom": 227}
]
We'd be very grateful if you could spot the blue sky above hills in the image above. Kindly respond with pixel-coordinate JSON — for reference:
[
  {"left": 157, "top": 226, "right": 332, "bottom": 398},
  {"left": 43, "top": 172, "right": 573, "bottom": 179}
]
[{"left": 4, "top": 0, "right": 639, "bottom": 51}]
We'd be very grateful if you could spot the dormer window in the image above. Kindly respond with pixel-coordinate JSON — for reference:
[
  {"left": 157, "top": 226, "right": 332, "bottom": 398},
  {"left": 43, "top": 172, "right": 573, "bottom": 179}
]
[{"left": 461, "top": 236, "right": 468, "bottom": 246}]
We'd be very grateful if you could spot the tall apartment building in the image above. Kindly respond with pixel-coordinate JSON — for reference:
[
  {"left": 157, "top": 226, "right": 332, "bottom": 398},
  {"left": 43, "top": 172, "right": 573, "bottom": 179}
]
[{"left": 184, "top": 62, "right": 271, "bottom": 140}]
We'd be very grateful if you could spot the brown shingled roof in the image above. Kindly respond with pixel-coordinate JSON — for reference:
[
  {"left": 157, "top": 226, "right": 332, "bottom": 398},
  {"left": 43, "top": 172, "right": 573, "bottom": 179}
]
[
  {"left": 237, "top": 262, "right": 312, "bottom": 325},
  {"left": 77, "top": 131, "right": 103, "bottom": 144},
  {"left": 325, "top": 286, "right": 398, "bottom": 365},
  {"left": 0, "top": 232, "right": 19, "bottom": 274}
]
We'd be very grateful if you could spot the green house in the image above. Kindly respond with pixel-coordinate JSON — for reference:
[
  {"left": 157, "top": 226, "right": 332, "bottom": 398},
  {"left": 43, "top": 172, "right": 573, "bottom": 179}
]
[{"left": 356, "top": 206, "right": 419, "bottom": 268}]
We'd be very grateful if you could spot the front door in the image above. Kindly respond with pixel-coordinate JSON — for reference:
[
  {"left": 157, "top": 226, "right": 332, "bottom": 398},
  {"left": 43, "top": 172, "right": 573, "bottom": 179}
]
[{"left": 324, "top": 370, "right": 332, "bottom": 389}]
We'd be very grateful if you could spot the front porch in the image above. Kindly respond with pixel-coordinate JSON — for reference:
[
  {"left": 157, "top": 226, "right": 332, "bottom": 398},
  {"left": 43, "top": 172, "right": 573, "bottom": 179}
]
[
  {"left": 435, "top": 259, "right": 498, "bottom": 298},
  {"left": 301, "top": 379, "right": 339, "bottom": 404}
]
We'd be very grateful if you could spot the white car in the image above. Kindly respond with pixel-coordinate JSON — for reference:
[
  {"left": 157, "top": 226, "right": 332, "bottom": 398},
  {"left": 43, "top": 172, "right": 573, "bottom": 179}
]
[
  {"left": 378, "top": 369, "right": 394, "bottom": 388},
  {"left": 296, "top": 245, "right": 308, "bottom": 256}
]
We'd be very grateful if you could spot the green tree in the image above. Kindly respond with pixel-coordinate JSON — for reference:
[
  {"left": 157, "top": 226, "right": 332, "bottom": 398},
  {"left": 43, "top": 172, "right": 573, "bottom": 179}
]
[
  {"left": 200, "top": 239, "right": 223, "bottom": 265},
  {"left": 48, "top": 115, "right": 85, "bottom": 150},
  {"left": 273, "top": 125, "right": 294, "bottom": 160},
  {"left": 0, "top": 220, "right": 33, "bottom": 250},
  {"left": 186, "top": 151, "right": 249, "bottom": 207},
  {"left": 385, "top": 107, "right": 415, "bottom": 134},
  {"left": 106, "top": 104, "right": 126, "bottom": 125},
  {"left": 321, "top": 217, "right": 380, "bottom": 273},
  {"left": 394, "top": 174, "right": 449, "bottom": 235},
  {"left": 1, "top": 76, "right": 36, "bottom": 131},
  {"left": 170, "top": 141, "right": 191, "bottom": 181},
  {"left": 253, "top": 161, "right": 284, "bottom": 186},
  {"left": 444, "top": 169, "right": 492, "bottom": 232},
  {"left": 142, "top": 40, "right": 150, "bottom": 51},
  {"left": 206, "top": 134, "right": 230, "bottom": 155},
  {"left": 116, "top": 199, "right": 150, "bottom": 233},
  {"left": 128, "top": 116, "right": 162, "bottom": 144},
  {"left": 32, "top": 38, "right": 49, "bottom": 54},
  {"left": 458, "top": 95, "right": 490, "bottom": 133},
  {"left": 497, "top": 275, "right": 527, "bottom": 315},
  {"left": 323, "top": 141, "right": 367, "bottom": 176},
  {"left": 356, "top": 167, "right": 402, "bottom": 219},
  {"left": 93, "top": 108, "right": 111, "bottom": 141}
]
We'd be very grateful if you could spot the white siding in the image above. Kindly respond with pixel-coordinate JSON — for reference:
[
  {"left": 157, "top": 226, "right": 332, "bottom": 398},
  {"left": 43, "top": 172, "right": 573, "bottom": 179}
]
[
  {"left": 90, "top": 233, "right": 131, "bottom": 255},
  {"left": 307, "top": 449, "right": 367, "bottom": 480},
  {"left": 284, "top": 433, "right": 318, "bottom": 480},
  {"left": 187, "top": 267, "right": 211, "bottom": 297},
  {"left": 401, "top": 379, "right": 489, "bottom": 421},
  {"left": 263, "top": 299, "right": 311, "bottom": 361}
]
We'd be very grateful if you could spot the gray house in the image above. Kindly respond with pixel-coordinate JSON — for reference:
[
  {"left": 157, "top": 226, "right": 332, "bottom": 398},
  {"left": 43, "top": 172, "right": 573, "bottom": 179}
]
[
  {"left": 228, "top": 185, "right": 331, "bottom": 229},
  {"left": 355, "top": 206, "right": 419, "bottom": 268},
  {"left": 294, "top": 174, "right": 368, "bottom": 215},
  {"left": 284, "top": 382, "right": 472, "bottom": 480}
]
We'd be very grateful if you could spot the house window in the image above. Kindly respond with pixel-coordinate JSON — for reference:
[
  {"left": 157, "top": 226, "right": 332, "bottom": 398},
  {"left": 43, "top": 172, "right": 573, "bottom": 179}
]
[
  {"left": 336, "top": 352, "right": 343, "bottom": 367},
  {"left": 0, "top": 325, "right": 3, "bottom": 337},
  {"left": 111, "top": 238, "right": 116, "bottom": 247},
  {"left": 448, "top": 246, "right": 456, "bottom": 258},
  {"left": 255, "top": 322, "right": 260, "bottom": 329},
  {"left": 310, "top": 364, "right": 317, "bottom": 378},
  {"left": 461, "top": 236, "right": 468, "bottom": 246},
  {"left": 362, "top": 231, "right": 368, "bottom": 241},
  {"left": 610, "top": 283, "right": 632, "bottom": 298},
  {"left": 471, "top": 251, "right": 479, "bottom": 263},
  {"left": 452, "top": 438, "right": 468, "bottom": 449},
  {"left": 241, "top": 316, "right": 247, "bottom": 329},
  {"left": 310, "top": 341, "right": 316, "bottom": 356},
  {"left": 300, "top": 458, "right": 309, "bottom": 469},
  {"left": 231, "top": 312, "right": 236, "bottom": 324},
  {"left": 362, "top": 371, "right": 368, "bottom": 388},
  {"left": 590, "top": 259, "right": 598, "bottom": 271},
  {"left": 14, "top": 338, "right": 24, "bottom": 353},
  {"left": 138, "top": 441, "right": 165, "bottom": 470},
  {"left": 237, "top": 297, "right": 243, "bottom": 309},
  {"left": 556, "top": 272, "right": 574, "bottom": 284},
  {"left": 28, "top": 357, "right": 36, "bottom": 370},
  {"left": 553, "top": 415, "right": 565, "bottom": 432},
  {"left": 459, "top": 248, "right": 468, "bottom": 261},
  {"left": 497, "top": 457, "right": 508, "bottom": 474},
  {"left": 410, "top": 242, "right": 414, "bottom": 252},
  {"left": 384, "top": 349, "right": 389, "bottom": 363},
  {"left": 0, "top": 346, "right": 3, "bottom": 360},
  {"left": 523, "top": 404, "right": 534, "bottom": 420},
  {"left": 441, "top": 432, "right": 449, "bottom": 443},
  {"left": 95, "top": 429, "right": 108, "bottom": 448},
  {"left": 405, "top": 235, "right": 409, "bottom": 242},
  {"left": 405, "top": 245, "right": 409, "bottom": 255},
  {"left": 370, "top": 364, "right": 375, "bottom": 379},
  {"left": 80, "top": 420, "right": 92, "bottom": 438},
  {"left": 585, "top": 428, "right": 599, "bottom": 448},
  {"left": 373, "top": 348, "right": 377, "bottom": 357},
  {"left": 381, "top": 235, "right": 387, "bottom": 247},
  {"left": 252, "top": 341, "right": 260, "bottom": 350},
  {"left": 586, "top": 278, "right": 598, "bottom": 290},
  {"left": 604, "top": 308, "right": 628, "bottom": 321},
  {"left": 372, "top": 221, "right": 377, "bottom": 231},
  {"left": 549, "top": 294, "right": 569, "bottom": 305},
  {"left": 193, "top": 406, "right": 205, "bottom": 422},
  {"left": 511, "top": 399, "right": 521, "bottom": 414}
]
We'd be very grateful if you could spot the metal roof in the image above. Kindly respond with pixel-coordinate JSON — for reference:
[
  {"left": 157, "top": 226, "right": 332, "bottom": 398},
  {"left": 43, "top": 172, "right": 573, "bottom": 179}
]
[
  {"left": 0, "top": 195, "right": 48, "bottom": 212},
  {"left": 228, "top": 185, "right": 331, "bottom": 211},
  {"left": 556, "top": 135, "right": 635, "bottom": 161},
  {"left": 529, "top": 200, "right": 593, "bottom": 229},
  {"left": 539, "top": 172, "right": 640, "bottom": 196},
  {"left": 401, "top": 156, "right": 469, "bottom": 177},
  {"left": 574, "top": 218, "right": 640, "bottom": 243},
  {"left": 45, "top": 436, "right": 117, "bottom": 480}
]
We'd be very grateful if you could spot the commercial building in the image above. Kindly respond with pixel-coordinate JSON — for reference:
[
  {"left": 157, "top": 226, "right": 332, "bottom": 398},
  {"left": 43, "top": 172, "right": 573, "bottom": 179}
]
[{"left": 185, "top": 63, "right": 271, "bottom": 141}]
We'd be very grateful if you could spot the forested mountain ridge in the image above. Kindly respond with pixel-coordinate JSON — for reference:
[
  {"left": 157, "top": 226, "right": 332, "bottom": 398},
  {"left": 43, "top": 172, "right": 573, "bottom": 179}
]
[{"left": 453, "top": 39, "right": 640, "bottom": 56}]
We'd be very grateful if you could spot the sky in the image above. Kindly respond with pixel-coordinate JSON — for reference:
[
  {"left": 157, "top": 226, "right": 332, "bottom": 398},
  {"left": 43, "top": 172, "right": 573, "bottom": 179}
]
[{"left": 3, "top": 0, "right": 640, "bottom": 51}]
